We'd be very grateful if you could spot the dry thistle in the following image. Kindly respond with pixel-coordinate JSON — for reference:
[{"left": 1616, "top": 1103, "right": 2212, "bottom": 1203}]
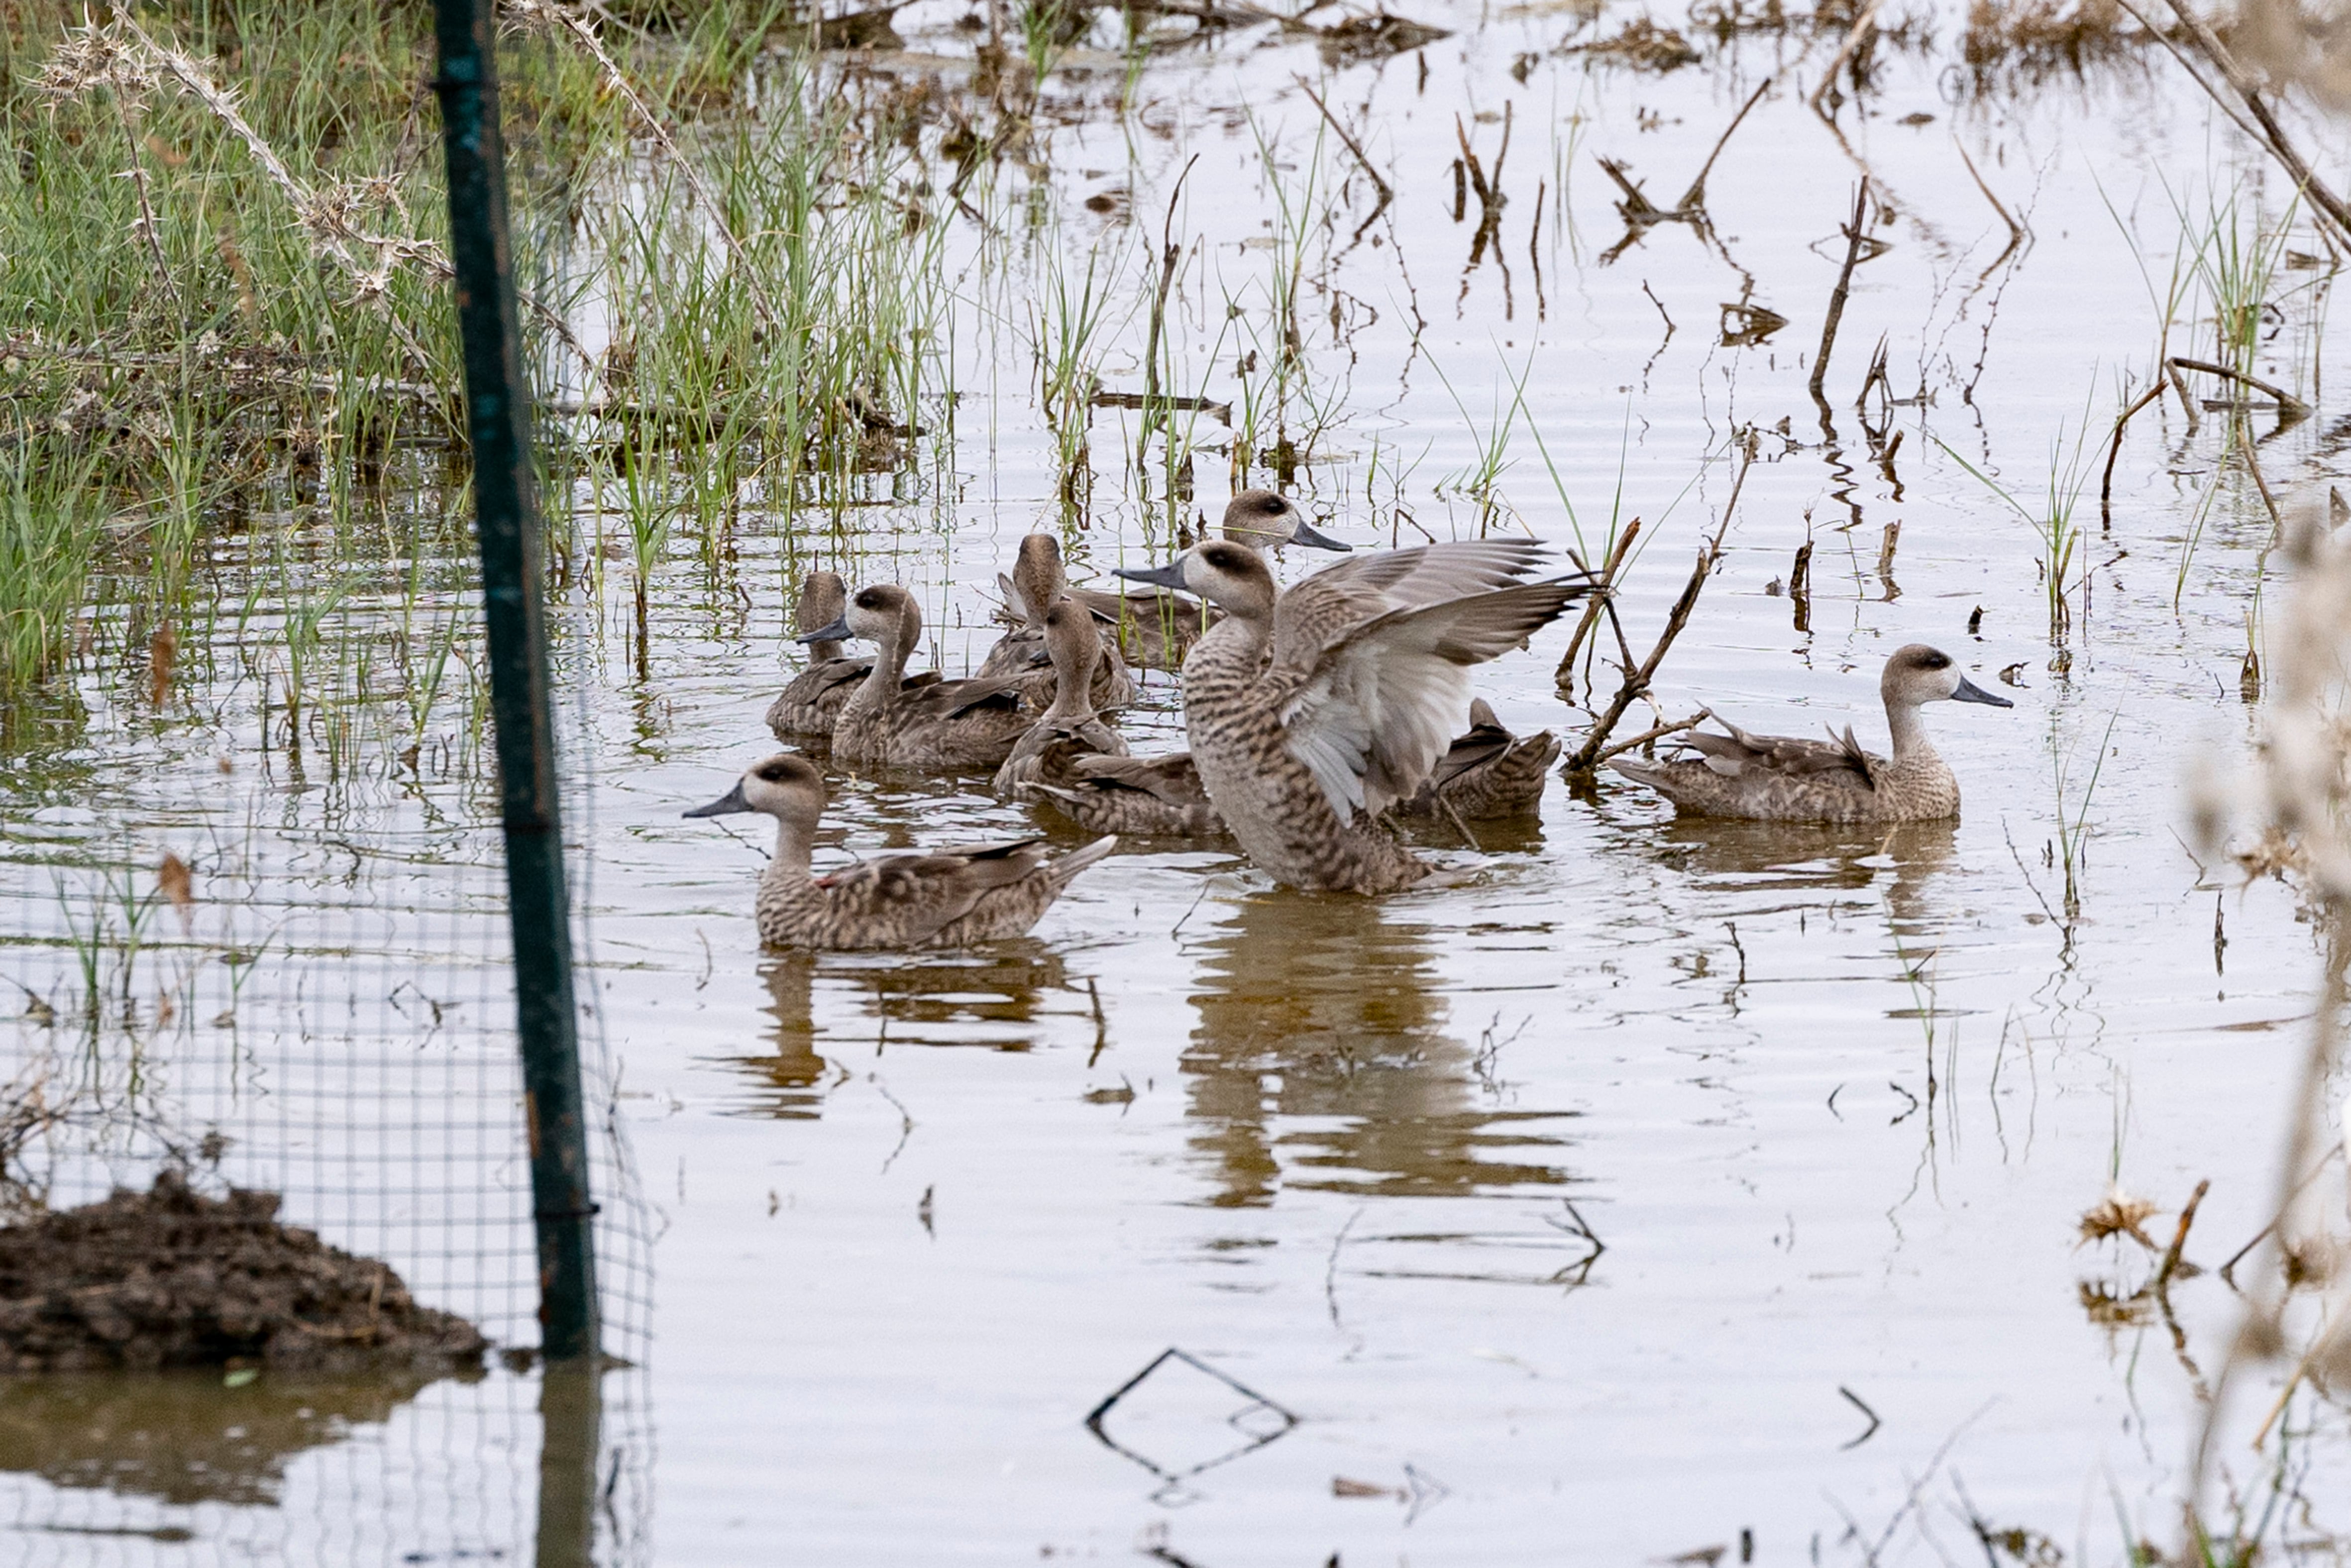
[
  {"left": 2078, "top": 1186, "right": 2162, "bottom": 1249},
  {"left": 156, "top": 851, "right": 194, "bottom": 933}
]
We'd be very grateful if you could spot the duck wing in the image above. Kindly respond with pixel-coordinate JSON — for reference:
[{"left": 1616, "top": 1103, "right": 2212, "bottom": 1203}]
[
  {"left": 819, "top": 838, "right": 1050, "bottom": 945},
  {"left": 1271, "top": 538, "right": 1553, "bottom": 660},
  {"left": 1068, "top": 584, "right": 1212, "bottom": 629},
  {"left": 1064, "top": 749, "right": 1212, "bottom": 807},
  {"left": 998, "top": 570, "right": 1032, "bottom": 625},
  {"left": 1677, "top": 713, "right": 1878, "bottom": 787},
  {"left": 895, "top": 673, "right": 1033, "bottom": 720},
  {"left": 1276, "top": 578, "right": 1589, "bottom": 817},
  {"left": 1425, "top": 708, "right": 1517, "bottom": 791}
]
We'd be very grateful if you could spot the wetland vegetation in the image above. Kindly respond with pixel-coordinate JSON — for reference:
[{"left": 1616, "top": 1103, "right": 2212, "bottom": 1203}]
[{"left": 4, "top": 0, "right": 2351, "bottom": 1560}]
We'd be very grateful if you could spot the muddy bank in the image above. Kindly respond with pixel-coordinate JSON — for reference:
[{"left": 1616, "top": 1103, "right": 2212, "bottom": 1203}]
[{"left": 0, "top": 1173, "right": 486, "bottom": 1374}]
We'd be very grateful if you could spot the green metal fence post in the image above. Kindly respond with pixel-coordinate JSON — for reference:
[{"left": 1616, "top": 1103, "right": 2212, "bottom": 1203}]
[{"left": 428, "top": 0, "right": 600, "bottom": 1365}]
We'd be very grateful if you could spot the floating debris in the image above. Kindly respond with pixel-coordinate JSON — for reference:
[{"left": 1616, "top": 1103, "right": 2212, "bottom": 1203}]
[
  {"left": 1316, "top": 10, "right": 1452, "bottom": 66},
  {"left": 1566, "top": 16, "right": 1700, "bottom": 70}
]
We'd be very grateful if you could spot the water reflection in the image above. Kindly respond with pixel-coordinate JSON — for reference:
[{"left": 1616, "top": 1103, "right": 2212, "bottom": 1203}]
[
  {"left": 0, "top": 1368, "right": 468, "bottom": 1507},
  {"left": 1643, "top": 816, "right": 1958, "bottom": 931},
  {"left": 730, "top": 944, "right": 1075, "bottom": 1116},
  {"left": 1181, "top": 891, "right": 1576, "bottom": 1207}
]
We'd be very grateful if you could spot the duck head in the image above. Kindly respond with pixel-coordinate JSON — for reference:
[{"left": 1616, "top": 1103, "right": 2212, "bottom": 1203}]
[
  {"left": 684, "top": 752, "right": 827, "bottom": 835},
  {"left": 1010, "top": 534, "right": 1068, "bottom": 626},
  {"left": 795, "top": 571, "right": 849, "bottom": 657},
  {"left": 1043, "top": 596, "right": 1102, "bottom": 682},
  {"left": 1885, "top": 644, "right": 2013, "bottom": 709},
  {"left": 1219, "top": 489, "right": 1351, "bottom": 552},
  {"left": 1116, "top": 539, "right": 1279, "bottom": 619},
  {"left": 797, "top": 582, "right": 919, "bottom": 648}
]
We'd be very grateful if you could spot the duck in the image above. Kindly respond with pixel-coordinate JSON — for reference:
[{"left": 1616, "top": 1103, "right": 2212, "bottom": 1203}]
[
  {"left": 1067, "top": 490, "right": 1353, "bottom": 672},
  {"left": 976, "top": 533, "right": 1138, "bottom": 708},
  {"left": 1608, "top": 643, "right": 2014, "bottom": 823},
  {"left": 1021, "top": 744, "right": 1225, "bottom": 838},
  {"left": 993, "top": 598, "right": 1130, "bottom": 798},
  {"left": 763, "top": 571, "right": 944, "bottom": 743},
  {"left": 1399, "top": 700, "right": 1561, "bottom": 821},
  {"left": 801, "top": 583, "right": 1041, "bottom": 770},
  {"left": 1024, "top": 703, "right": 1552, "bottom": 840},
  {"left": 1115, "top": 537, "right": 1590, "bottom": 892},
  {"left": 684, "top": 753, "right": 1116, "bottom": 949}
]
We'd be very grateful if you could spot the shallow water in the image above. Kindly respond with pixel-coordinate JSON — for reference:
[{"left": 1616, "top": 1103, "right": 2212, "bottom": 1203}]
[{"left": 6, "top": 0, "right": 2351, "bottom": 1561}]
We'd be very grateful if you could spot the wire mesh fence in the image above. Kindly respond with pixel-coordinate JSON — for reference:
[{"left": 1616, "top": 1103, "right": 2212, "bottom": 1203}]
[{"left": 0, "top": 570, "right": 654, "bottom": 1564}]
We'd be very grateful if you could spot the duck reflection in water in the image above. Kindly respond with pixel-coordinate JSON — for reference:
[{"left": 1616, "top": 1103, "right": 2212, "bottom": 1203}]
[
  {"left": 736, "top": 945, "right": 1072, "bottom": 1116},
  {"left": 1642, "top": 816, "right": 1957, "bottom": 933},
  {"left": 1182, "top": 891, "right": 1577, "bottom": 1208}
]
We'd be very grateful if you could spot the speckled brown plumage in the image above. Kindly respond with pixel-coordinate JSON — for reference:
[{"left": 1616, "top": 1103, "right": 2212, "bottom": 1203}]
[
  {"left": 1134, "top": 537, "right": 1586, "bottom": 892},
  {"left": 1399, "top": 700, "right": 1561, "bottom": 820},
  {"left": 685, "top": 754, "right": 1116, "bottom": 949},
  {"left": 1066, "top": 490, "right": 1352, "bottom": 672},
  {"left": 976, "top": 534, "right": 1138, "bottom": 708},
  {"left": 995, "top": 600, "right": 1129, "bottom": 797},
  {"left": 1609, "top": 644, "right": 2013, "bottom": 823},
  {"left": 826, "top": 584, "right": 1042, "bottom": 770},
  {"left": 1023, "top": 743, "right": 1225, "bottom": 837}
]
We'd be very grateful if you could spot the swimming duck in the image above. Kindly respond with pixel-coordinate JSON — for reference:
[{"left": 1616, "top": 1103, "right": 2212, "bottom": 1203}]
[
  {"left": 1399, "top": 700, "right": 1561, "bottom": 821},
  {"left": 684, "top": 753, "right": 1117, "bottom": 949},
  {"left": 1116, "top": 538, "right": 1589, "bottom": 892},
  {"left": 1021, "top": 744, "right": 1225, "bottom": 838},
  {"left": 1068, "top": 490, "right": 1353, "bottom": 672},
  {"left": 801, "top": 583, "right": 1040, "bottom": 770},
  {"left": 994, "top": 599, "right": 1130, "bottom": 798},
  {"left": 1608, "top": 644, "right": 2014, "bottom": 823},
  {"left": 976, "top": 534, "right": 1138, "bottom": 708},
  {"left": 1024, "top": 701, "right": 1552, "bottom": 839},
  {"left": 763, "top": 571, "right": 944, "bottom": 742}
]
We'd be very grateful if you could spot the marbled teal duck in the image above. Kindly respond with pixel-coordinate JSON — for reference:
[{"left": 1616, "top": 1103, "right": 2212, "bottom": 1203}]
[
  {"left": 977, "top": 533, "right": 1138, "bottom": 707},
  {"left": 993, "top": 598, "right": 1129, "bottom": 798},
  {"left": 1069, "top": 490, "right": 1352, "bottom": 672},
  {"left": 1022, "top": 745, "right": 1226, "bottom": 838},
  {"left": 1399, "top": 699, "right": 1561, "bottom": 821},
  {"left": 1116, "top": 537, "right": 1589, "bottom": 892},
  {"left": 803, "top": 584, "right": 1040, "bottom": 770},
  {"left": 763, "top": 571, "right": 944, "bottom": 743},
  {"left": 1609, "top": 644, "right": 2013, "bottom": 823},
  {"left": 685, "top": 753, "right": 1116, "bottom": 949}
]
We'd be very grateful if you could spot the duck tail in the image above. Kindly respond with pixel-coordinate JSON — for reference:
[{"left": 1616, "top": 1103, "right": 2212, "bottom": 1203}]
[
  {"left": 1608, "top": 754, "right": 1671, "bottom": 791},
  {"left": 1050, "top": 835, "right": 1119, "bottom": 887}
]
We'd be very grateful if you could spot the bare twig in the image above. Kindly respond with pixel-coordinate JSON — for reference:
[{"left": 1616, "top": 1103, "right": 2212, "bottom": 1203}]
[
  {"left": 1556, "top": 517, "right": 1644, "bottom": 690},
  {"left": 2169, "top": 355, "right": 2312, "bottom": 418},
  {"left": 1294, "top": 75, "right": 1391, "bottom": 213},
  {"left": 2099, "top": 381, "right": 2167, "bottom": 527},
  {"left": 1675, "top": 77, "right": 1772, "bottom": 211},
  {"left": 2154, "top": 1177, "right": 2211, "bottom": 1289},
  {"left": 1591, "top": 714, "right": 1706, "bottom": 766},
  {"left": 1808, "top": 0, "right": 1884, "bottom": 118},
  {"left": 1562, "top": 451, "right": 1753, "bottom": 774},
  {"left": 2137, "top": 0, "right": 2351, "bottom": 248},
  {"left": 1141, "top": 155, "right": 1199, "bottom": 452},
  {"left": 1951, "top": 136, "right": 2025, "bottom": 275},
  {"left": 2235, "top": 420, "right": 2284, "bottom": 538},
  {"left": 1810, "top": 180, "right": 1874, "bottom": 406}
]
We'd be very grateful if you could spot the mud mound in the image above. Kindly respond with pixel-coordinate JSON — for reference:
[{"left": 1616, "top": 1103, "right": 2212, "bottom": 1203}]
[{"left": 0, "top": 1172, "right": 486, "bottom": 1373}]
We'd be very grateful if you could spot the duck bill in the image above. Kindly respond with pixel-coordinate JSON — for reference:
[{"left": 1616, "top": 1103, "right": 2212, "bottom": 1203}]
[
  {"left": 1286, "top": 518, "right": 1352, "bottom": 552},
  {"left": 795, "top": 615, "right": 854, "bottom": 645},
  {"left": 683, "top": 779, "right": 752, "bottom": 819},
  {"left": 1115, "top": 560, "right": 1189, "bottom": 591},
  {"left": 1950, "top": 674, "right": 2014, "bottom": 708}
]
